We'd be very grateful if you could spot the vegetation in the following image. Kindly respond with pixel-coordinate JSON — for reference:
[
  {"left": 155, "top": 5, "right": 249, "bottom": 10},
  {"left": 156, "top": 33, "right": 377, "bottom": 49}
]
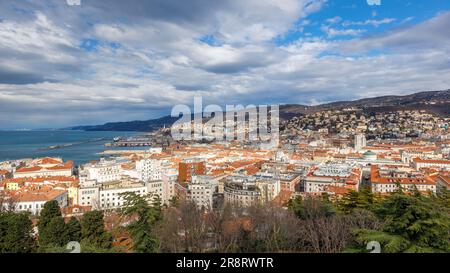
[
  {"left": 38, "top": 200, "right": 69, "bottom": 248},
  {"left": 0, "top": 212, "right": 35, "bottom": 253},
  {"left": 80, "top": 210, "right": 113, "bottom": 249},
  {"left": 0, "top": 189, "right": 448, "bottom": 253},
  {"left": 119, "top": 192, "right": 162, "bottom": 253}
]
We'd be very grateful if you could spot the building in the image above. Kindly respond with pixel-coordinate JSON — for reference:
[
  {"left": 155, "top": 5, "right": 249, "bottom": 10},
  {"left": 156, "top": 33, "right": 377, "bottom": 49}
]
[
  {"left": 435, "top": 175, "right": 450, "bottom": 196},
  {"left": 136, "top": 158, "right": 165, "bottom": 182},
  {"left": 0, "top": 170, "right": 9, "bottom": 181},
  {"left": 79, "top": 157, "right": 128, "bottom": 185},
  {"left": 354, "top": 134, "right": 367, "bottom": 151},
  {"left": 370, "top": 165, "right": 436, "bottom": 194},
  {"left": 98, "top": 180, "right": 149, "bottom": 210},
  {"left": 161, "top": 169, "right": 178, "bottom": 204},
  {"left": 187, "top": 175, "right": 217, "bottom": 209},
  {"left": 304, "top": 164, "right": 361, "bottom": 194},
  {"left": 412, "top": 158, "right": 450, "bottom": 170},
  {"left": 254, "top": 173, "right": 281, "bottom": 204},
  {"left": 14, "top": 158, "right": 73, "bottom": 178},
  {"left": 224, "top": 176, "right": 261, "bottom": 207},
  {"left": 178, "top": 161, "right": 206, "bottom": 182},
  {"left": 3, "top": 189, "right": 68, "bottom": 215}
]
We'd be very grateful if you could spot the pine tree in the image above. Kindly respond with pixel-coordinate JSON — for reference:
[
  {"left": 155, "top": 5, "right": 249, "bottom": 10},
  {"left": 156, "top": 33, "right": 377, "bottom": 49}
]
[
  {"left": 120, "top": 192, "right": 162, "bottom": 253},
  {"left": 81, "top": 210, "right": 112, "bottom": 250},
  {"left": 38, "top": 200, "right": 68, "bottom": 247},
  {"left": 350, "top": 192, "right": 450, "bottom": 253},
  {"left": 66, "top": 217, "right": 82, "bottom": 242},
  {"left": 0, "top": 212, "right": 35, "bottom": 253},
  {"left": 338, "top": 187, "right": 377, "bottom": 214},
  {"left": 44, "top": 217, "right": 69, "bottom": 247}
]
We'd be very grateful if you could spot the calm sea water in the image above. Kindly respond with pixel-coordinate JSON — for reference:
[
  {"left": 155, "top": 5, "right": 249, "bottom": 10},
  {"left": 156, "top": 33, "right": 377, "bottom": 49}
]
[{"left": 0, "top": 130, "right": 141, "bottom": 165}]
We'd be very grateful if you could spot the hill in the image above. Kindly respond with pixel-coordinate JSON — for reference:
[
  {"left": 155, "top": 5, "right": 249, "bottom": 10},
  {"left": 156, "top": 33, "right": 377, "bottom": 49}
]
[{"left": 68, "top": 89, "right": 450, "bottom": 132}]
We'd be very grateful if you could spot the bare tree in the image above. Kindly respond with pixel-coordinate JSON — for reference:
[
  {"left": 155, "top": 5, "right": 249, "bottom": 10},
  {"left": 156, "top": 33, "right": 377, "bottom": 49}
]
[{"left": 298, "top": 216, "right": 351, "bottom": 253}]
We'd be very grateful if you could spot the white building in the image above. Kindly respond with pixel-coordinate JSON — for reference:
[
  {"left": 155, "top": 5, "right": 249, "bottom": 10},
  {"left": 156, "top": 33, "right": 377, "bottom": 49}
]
[
  {"left": 412, "top": 158, "right": 450, "bottom": 170},
  {"left": 161, "top": 169, "right": 178, "bottom": 204},
  {"left": 370, "top": 165, "right": 436, "bottom": 194},
  {"left": 136, "top": 158, "right": 166, "bottom": 182},
  {"left": 98, "top": 182, "right": 148, "bottom": 210},
  {"left": 187, "top": 175, "right": 217, "bottom": 209},
  {"left": 78, "top": 178, "right": 167, "bottom": 210},
  {"left": 304, "top": 164, "right": 361, "bottom": 194},
  {"left": 14, "top": 158, "right": 73, "bottom": 178},
  {"left": 78, "top": 186, "right": 100, "bottom": 207},
  {"left": 6, "top": 189, "right": 68, "bottom": 215},
  {"left": 223, "top": 173, "right": 281, "bottom": 206},
  {"left": 79, "top": 157, "right": 128, "bottom": 185},
  {"left": 354, "top": 134, "right": 367, "bottom": 151}
]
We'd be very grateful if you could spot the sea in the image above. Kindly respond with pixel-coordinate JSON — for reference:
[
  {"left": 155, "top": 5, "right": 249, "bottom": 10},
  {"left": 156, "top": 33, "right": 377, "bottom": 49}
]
[{"left": 0, "top": 130, "right": 143, "bottom": 166}]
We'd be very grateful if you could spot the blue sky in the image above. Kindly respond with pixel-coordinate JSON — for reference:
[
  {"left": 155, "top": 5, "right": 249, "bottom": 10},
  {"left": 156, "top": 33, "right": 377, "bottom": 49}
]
[{"left": 0, "top": 0, "right": 449, "bottom": 128}]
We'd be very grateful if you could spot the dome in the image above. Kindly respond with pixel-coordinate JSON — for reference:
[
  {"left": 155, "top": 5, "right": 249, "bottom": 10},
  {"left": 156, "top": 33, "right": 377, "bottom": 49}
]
[{"left": 363, "top": 150, "right": 377, "bottom": 161}]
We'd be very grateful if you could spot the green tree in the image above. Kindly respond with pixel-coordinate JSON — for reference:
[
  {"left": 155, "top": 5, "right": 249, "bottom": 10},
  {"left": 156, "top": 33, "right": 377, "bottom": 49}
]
[
  {"left": 434, "top": 187, "right": 450, "bottom": 210},
  {"left": 288, "top": 196, "right": 335, "bottom": 220},
  {"left": 38, "top": 200, "right": 62, "bottom": 227},
  {"left": 338, "top": 187, "right": 379, "bottom": 214},
  {"left": 44, "top": 217, "right": 69, "bottom": 247},
  {"left": 350, "top": 192, "right": 450, "bottom": 253},
  {"left": 0, "top": 212, "right": 35, "bottom": 253},
  {"left": 38, "top": 200, "right": 68, "bottom": 247},
  {"left": 81, "top": 210, "right": 112, "bottom": 249},
  {"left": 66, "top": 217, "right": 82, "bottom": 242},
  {"left": 119, "top": 192, "right": 162, "bottom": 253}
]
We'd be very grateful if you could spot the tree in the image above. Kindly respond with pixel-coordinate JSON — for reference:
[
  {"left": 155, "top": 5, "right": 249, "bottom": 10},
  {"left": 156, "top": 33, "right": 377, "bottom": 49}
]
[
  {"left": 44, "top": 217, "right": 69, "bottom": 248},
  {"left": 66, "top": 217, "right": 82, "bottom": 242},
  {"left": 288, "top": 196, "right": 335, "bottom": 220},
  {"left": 349, "top": 192, "right": 450, "bottom": 253},
  {"left": 39, "top": 200, "right": 62, "bottom": 227},
  {"left": 337, "top": 187, "right": 379, "bottom": 214},
  {"left": 81, "top": 210, "right": 112, "bottom": 249},
  {"left": 119, "top": 192, "right": 162, "bottom": 253},
  {"left": 0, "top": 212, "right": 35, "bottom": 253},
  {"left": 38, "top": 200, "right": 68, "bottom": 247}
]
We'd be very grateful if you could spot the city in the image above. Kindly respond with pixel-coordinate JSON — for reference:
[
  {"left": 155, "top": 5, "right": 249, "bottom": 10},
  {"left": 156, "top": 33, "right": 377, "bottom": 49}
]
[
  {"left": 0, "top": 0, "right": 449, "bottom": 262},
  {"left": 0, "top": 105, "right": 449, "bottom": 253}
]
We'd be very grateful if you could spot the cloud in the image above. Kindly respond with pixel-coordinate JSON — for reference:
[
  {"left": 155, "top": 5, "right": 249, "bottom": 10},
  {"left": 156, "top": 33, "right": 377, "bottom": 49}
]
[
  {"left": 321, "top": 26, "right": 366, "bottom": 37},
  {"left": 342, "top": 11, "right": 450, "bottom": 53},
  {"left": 342, "top": 18, "right": 396, "bottom": 27},
  {"left": 0, "top": 1, "right": 449, "bottom": 129},
  {"left": 326, "top": 16, "right": 342, "bottom": 24}
]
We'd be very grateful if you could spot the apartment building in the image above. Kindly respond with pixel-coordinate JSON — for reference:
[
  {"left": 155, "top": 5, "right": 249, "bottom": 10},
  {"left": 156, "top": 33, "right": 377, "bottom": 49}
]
[
  {"left": 187, "top": 175, "right": 217, "bottom": 209},
  {"left": 79, "top": 157, "right": 128, "bottom": 185},
  {"left": 370, "top": 165, "right": 436, "bottom": 194}
]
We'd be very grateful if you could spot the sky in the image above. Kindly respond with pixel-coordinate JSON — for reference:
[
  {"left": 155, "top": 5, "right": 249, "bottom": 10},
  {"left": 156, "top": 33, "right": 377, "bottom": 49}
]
[{"left": 0, "top": 0, "right": 450, "bottom": 129}]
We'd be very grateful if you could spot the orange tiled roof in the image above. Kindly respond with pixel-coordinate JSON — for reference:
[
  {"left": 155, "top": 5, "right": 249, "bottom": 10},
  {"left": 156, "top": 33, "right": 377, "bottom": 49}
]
[
  {"left": 371, "top": 165, "right": 436, "bottom": 185},
  {"left": 13, "top": 189, "right": 67, "bottom": 202},
  {"left": 413, "top": 158, "right": 450, "bottom": 164}
]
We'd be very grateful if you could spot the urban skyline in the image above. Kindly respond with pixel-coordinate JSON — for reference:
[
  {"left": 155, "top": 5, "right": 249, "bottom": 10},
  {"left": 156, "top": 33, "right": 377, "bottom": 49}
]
[{"left": 0, "top": 0, "right": 449, "bottom": 256}]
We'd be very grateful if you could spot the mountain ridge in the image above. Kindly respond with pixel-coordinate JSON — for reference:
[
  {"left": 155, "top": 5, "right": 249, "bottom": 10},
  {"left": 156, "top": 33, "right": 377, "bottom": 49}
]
[{"left": 67, "top": 89, "right": 450, "bottom": 132}]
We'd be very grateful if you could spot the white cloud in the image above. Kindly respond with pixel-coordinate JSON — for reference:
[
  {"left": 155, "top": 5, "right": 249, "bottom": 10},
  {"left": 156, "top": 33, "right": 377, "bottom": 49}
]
[
  {"left": 342, "top": 18, "right": 396, "bottom": 27},
  {"left": 321, "top": 26, "right": 366, "bottom": 37},
  {"left": 0, "top": 1, "right": 449, "bottom": 128}
]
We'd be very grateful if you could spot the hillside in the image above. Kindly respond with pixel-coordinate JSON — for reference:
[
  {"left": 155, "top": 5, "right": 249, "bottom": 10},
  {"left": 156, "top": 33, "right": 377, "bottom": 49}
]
[{"left": 69, "top": 89, "right": 450, "bottom": 132}]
